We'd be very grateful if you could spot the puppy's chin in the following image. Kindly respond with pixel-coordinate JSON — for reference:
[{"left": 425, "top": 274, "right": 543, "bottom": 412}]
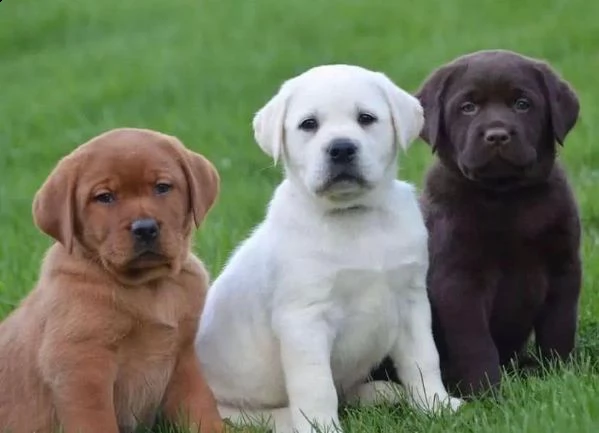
[
  {"left": 459, "top": 161, "right": 532, "bottom": 191},
  {"left": 100, "top": 250, "right": 181, "bottom": 286},
  {"left": 314, "top": 171, "right": 372, "bottom": 201},
  {"left": 314, "top": 166, "right": 371, "bottom": 202}
]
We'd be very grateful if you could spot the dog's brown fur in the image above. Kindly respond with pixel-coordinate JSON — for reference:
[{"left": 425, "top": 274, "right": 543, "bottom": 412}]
[
  {"left": 0, "top": 128, "right": 224, "bottom": 433},
  {"left": 370, "top": 49, "right": 582, "bottom": 398},
  {"left": 421, "top": 50, "right": 582, "bottom": 396}
]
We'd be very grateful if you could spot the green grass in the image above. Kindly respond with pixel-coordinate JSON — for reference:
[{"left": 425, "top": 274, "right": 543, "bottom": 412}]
[{"left": 1, "top": 0, "right": 599, "bottom": 431}]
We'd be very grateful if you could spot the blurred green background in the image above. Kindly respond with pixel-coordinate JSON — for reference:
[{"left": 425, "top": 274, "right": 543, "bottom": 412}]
[{"left": 1, "top": 0, "right": 598, "bottom": 431}]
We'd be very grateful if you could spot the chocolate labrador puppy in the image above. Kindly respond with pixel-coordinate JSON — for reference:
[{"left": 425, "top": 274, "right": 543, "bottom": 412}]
[{"left": 371, "top": 49, "right": 582, "bottom": 397}]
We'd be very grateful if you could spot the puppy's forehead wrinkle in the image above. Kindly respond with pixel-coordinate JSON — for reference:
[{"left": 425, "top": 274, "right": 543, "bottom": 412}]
[
  {"left": 454, "top": 72, "right": 537, "bottom": 95},
  {"left": 82, "top": 152, "right": 182, "bottom": 192},
  {"left": 88, "top": 172, "right": 174, "bottom": 194},
  {"left": 288, "top": 80, "right": 387, "bottom": 119},
  {"left": 291, "top": 92, "right": 383, "bottom": 111}
]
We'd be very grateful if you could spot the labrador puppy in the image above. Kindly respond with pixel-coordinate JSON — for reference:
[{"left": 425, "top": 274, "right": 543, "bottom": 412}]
[
  {"left": 0, "top": 128, "right": 223, "bottom": 433},
  {"left": 195, "top": 64, "right": 462, "bottom": 433},
  {"left": 372, "top": 50, "right": 582, "bottom": 397}
]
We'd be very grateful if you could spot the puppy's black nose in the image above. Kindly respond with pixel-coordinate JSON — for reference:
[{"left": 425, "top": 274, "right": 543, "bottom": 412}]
[
  {"left": 328, "top": 139, "right": 357, "bottom": 164},
  {"left": 131, "top": 218, "right": 159, "bottom": 243},
  {"left": 484, "top": 128, "right": 511, "bottom": 146}
]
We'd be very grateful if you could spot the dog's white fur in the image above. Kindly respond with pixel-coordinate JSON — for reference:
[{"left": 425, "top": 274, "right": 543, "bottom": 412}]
[{"left": 195, "top": 64, "right": 462, "bottom": 433}]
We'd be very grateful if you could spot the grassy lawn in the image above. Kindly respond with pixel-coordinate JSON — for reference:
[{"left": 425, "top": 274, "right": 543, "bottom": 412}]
[{"left": 1, "top": 0, "right": 599, "bottom": 431}]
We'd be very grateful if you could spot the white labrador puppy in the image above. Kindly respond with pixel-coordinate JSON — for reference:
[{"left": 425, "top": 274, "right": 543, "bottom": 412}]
[{"left": 196, "top": 64, "right": 462, "bottom": 433}]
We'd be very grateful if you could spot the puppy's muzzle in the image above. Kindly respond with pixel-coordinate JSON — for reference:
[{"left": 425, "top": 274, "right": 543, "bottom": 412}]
[
  {"left": 327, "top": 138, "right": 358, "bottom": 165},
  {"left": 131, "top": 218, "right": 159, "bottom": 247},
  {"left": 317, "top": 138, "right": 369, "bottom": 197}
]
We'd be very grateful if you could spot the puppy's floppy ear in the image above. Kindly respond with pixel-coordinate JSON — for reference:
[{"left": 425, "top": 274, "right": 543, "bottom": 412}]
[
  {"left": 534, "top": 62, "right": 580, "bottom": 145},
  {"left": 172, "top": 137, "right": 220, "bottom": 228},
  {"left": 373, "top": 72, "right": 424, "bottom": 151},
  {"left": 415, "top": 64, "right": 458, "bottom": 152},
  {"left": 252, "top": 80, "right": 294, "bottom": 165},
  {"left": 32, "top": 156, "right": 78, "bottom": 253}
]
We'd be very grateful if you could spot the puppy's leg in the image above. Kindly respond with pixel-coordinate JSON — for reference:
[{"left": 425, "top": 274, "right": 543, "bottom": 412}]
[
  {"left": 428, "top": 271, "right": 501, "bottom": 397},
  {"left": 391, "top": 281, "right": 463, "bottom": 413},
  {"left": 39, "top": 344, "right": 120, "bottom": 433},
  {"left": 274, "top": 313, "right": 342, "bottom": 433},
  {"left": 534, "top": 263, "right": 581, "bottom": 362},
  {"left": 163, "top": 343, "right": 224, "bottom": 433}
]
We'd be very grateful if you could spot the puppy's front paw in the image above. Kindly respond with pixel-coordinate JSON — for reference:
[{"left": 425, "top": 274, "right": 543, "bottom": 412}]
[
  {"left": 414, "top": 393, "right": 464, "bottom": 414},
  {"left": 446, "top": 396, "right": 464, "bottom": 412}
]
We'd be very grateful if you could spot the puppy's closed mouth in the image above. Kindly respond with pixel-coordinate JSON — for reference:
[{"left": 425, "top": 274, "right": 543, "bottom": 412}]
[
  {"left": 128, "top": 251, "right": 169, "bottom": 269},
  {"left": 101, "top": 250, "right": 173, "bottom": 286},
  {"left": 319, "top": 172, "right": 369, "bottom": 193},
  {"left": 331, "top": 173, "right": 363, "bottom": 184},
  {"left": 460, "top": 162, "right": 532, "bottom": 190}
]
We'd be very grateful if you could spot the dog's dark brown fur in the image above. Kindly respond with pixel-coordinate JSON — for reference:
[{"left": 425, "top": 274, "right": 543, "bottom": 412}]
[{"left": 371, "top": 49, "right": 582, "bottom": 397}]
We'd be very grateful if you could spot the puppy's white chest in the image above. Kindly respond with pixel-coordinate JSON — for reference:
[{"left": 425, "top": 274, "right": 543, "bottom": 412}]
[
  {"left": 303, "top": 213, "right": 425, "bottom": 389},
  {"left": 327, "top": 263, "right": 413, "bottom": 388},
  {"left": 331, "top": 267, "right": 396, "bottom": 331},
  {"left": 330, "top": 260, "right": 413, "bottom": 326}
]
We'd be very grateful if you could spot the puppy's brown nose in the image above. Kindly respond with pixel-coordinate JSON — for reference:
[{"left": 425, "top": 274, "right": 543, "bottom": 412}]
[
  {"left": 484, "top": 128, "right": 511, "bottom": 146},
  {"left": 131, "top": 218, "right": 159, "bottom": 243}
]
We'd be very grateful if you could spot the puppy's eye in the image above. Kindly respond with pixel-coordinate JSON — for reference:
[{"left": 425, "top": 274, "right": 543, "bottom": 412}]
[
  {"left": 460, "top": 102, "right": 478, "bottom": 115},
  {"left": 357, "top": 112, "right": 377, "bottom": 126},
  {"left": 513, "top": 97, "right": 531, "bottom": 112},
  {"left": 298, "top": 117, "right": 318, "bottom": 132},
  {"left": 94, "top": 192, "right": 115, "bottom": 204},
  {"left": 154, "top": 183, "right": 172, "bottom": 195}
]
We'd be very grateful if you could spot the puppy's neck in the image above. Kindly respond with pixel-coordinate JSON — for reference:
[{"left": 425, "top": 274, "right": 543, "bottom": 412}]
[{"left": 327, "top": 204, "right": 371, "bottom": 215}]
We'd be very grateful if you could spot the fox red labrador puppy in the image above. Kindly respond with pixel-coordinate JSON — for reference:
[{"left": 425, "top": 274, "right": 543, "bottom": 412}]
[
  {"left": 371, "top": 50, "right": 582, "bottom": 397},
  {"left": 0, "top": 128, "right": 224, "bottom": 433}
]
